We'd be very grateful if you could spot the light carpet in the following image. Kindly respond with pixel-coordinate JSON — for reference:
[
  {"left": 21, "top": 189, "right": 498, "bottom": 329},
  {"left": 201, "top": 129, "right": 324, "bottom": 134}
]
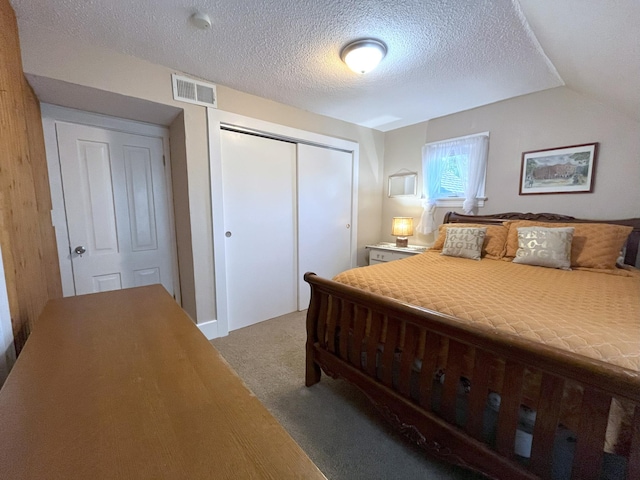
[{"left": 211, "top": 310, "right": 484, "bottom": 480}]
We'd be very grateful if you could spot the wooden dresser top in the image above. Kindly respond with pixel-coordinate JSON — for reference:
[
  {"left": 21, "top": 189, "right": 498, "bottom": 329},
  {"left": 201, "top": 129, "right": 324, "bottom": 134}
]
[{"left": 0, "top": 285, "right": 325, "bottom": 479}]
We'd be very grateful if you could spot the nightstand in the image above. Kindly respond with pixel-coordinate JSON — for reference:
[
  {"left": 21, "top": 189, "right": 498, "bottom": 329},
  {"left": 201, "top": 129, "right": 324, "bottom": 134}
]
[{"left": 366, "top": 243, "right": 428, "bottom": 265}]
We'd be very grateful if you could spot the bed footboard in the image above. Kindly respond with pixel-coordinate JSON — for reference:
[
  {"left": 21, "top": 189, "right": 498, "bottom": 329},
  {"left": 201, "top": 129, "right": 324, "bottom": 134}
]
[{"left": 304, "top": 272, "right": 640, "bottom": 480}]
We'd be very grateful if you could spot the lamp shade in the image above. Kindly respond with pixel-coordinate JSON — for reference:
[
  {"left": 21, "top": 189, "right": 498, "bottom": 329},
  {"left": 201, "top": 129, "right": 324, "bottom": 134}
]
[
  {"left": 340, "top": 39, "right": 387, "bottom": 74},
  {"left": 391, "top": 217, "right": 413, "bottom": 237}
]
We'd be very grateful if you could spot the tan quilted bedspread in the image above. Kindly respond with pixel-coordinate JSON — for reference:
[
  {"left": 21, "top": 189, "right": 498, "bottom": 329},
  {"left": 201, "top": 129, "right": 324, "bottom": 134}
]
[
  {"left": 335, "top": 251, "right": 640, "bottom": 372},
  {"left": 335, "top": 252, "right": 640, "bottom": 454}
]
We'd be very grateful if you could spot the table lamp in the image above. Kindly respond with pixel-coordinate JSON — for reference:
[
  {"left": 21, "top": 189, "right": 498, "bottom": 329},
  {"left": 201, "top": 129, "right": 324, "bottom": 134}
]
[{"left": 391, "top": 217, "right": 413, "bottom": 248}]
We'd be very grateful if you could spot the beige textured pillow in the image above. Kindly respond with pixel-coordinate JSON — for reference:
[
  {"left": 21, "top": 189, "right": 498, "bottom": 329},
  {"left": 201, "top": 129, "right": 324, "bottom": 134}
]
[
  {"left": 504, "top": 221, "right": 633, "bottom": 270},
  {"left": 432, "top": 223, "right": 508, "bottom": 259},
  {"left": 441, "top": 227, "right": 487, "bottom": 260},
  {"left": 512, "top": 226, "right": 574, "bottom": 270}
]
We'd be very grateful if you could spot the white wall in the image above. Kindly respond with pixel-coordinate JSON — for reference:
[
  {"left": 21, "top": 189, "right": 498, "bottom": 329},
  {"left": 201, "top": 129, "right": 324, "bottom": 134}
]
[
  {"left": 17, "top": 26, "right": 384, "bottom": 326},
  {"left": 382, "top": 86, "right": 640, "bottom": 245},
  {"left": 168, "top": 112, "right": 197, "bottom": 319},
  {"left": 0, "top": 241, "right": 16, "bottom": 386}
]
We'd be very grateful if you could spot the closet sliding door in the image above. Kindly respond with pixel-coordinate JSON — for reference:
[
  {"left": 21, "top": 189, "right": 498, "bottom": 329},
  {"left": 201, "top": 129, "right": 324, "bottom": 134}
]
[
  {"left": 297, "top": 144, "right": 353, "bottom": 309},
  {"left": 215, "top": 119, "right": 357, "bottom": 334},
  {"left": 220, "top": 130, "right": 297, "bottom": 331}
]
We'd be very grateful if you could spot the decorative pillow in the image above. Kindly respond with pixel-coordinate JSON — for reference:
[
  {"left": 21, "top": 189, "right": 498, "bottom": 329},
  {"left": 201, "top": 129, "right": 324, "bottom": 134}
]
[
  {"left": 441, "top": 227, "right": 487, "bottom": 260},
  {"left": 504, "top": 220, "right": 633, "bottom": 270},
  {"left": 431, "top": 223, "right": 508, "bottom": 259},
  {"left": 512, "top": 227, "right": 574, "bottom": 270}
]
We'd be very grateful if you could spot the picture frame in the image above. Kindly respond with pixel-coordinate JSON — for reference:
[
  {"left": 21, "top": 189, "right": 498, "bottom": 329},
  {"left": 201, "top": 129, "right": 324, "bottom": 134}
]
[{"left": 519, "top": 143, "right": 598, "bottom": 195}]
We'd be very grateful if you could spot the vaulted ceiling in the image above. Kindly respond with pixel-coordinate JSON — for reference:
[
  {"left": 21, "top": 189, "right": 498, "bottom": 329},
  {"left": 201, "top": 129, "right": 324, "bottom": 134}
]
[{"left": 10, "top": 0, "right": 639, "bottom": 131}]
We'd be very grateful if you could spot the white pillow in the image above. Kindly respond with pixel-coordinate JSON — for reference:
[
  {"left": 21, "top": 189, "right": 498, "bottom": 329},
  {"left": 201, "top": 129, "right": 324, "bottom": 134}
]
[
  {"left": 441, "top": 227, "right": 487, "bottom": 261},
  {"left": 512, "top": 226, "right": 574, "bottom": 270}
]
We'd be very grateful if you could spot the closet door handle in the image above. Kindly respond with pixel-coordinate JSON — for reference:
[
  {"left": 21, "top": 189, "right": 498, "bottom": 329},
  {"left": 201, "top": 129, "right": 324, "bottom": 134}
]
[
  {"left": 225, "top": 231, "right": 232, "bottom": 237},
  {"left": 346, "top": 224, "right": 351, "bottom": 229}
]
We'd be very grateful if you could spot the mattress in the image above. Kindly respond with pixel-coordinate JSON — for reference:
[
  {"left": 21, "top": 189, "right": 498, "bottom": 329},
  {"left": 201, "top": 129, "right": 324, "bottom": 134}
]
[
  {"left": 335, "top": 251, "right": 640, "bottom": 370},
  {"left": 333, "top": 251, "right": 640, "bottom": 454}
]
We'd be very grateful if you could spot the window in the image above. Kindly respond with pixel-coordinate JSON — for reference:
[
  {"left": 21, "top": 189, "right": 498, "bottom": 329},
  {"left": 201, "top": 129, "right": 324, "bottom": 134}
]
[
  {"left": 423, "top": 132, "right": 489, "bottom": 206},
  {"left": 437, "top": 154, "right": 468, "bottom": 198},
  {"left": 416, "top": 133, "right": 489, "bottom": 235}
]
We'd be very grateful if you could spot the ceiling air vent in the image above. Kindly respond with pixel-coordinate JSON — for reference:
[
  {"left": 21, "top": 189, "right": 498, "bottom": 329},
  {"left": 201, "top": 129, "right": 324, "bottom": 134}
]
[{"left": 171, "top": 74, "right": 217, "bottom": 108}]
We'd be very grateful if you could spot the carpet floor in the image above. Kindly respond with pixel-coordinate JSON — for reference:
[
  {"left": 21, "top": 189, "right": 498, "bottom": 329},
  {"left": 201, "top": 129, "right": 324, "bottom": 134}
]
[{"left": 211, "top": 310, "right": 485, "bottom": 480}]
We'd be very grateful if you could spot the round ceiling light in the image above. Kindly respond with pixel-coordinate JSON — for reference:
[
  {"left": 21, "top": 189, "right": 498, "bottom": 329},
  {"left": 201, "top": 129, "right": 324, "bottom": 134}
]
[{"left": 340, "top": 39, "right": 387, "bottom": 74}]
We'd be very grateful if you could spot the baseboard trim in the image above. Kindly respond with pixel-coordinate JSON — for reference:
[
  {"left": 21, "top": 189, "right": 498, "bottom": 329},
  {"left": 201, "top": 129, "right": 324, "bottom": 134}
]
[{"left": 197, "top": 319, "right": 219, "bottom": 340}]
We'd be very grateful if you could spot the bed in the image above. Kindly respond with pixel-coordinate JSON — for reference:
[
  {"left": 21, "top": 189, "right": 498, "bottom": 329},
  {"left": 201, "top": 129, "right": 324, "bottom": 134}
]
[{"left": 304, "top": 212, "right": 640, "bottom": 480}]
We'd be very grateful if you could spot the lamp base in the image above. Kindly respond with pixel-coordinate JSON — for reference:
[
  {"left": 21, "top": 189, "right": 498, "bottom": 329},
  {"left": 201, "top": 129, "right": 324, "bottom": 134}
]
[{"left": 395, "top": 237, "right": 408, "bottom": 248}]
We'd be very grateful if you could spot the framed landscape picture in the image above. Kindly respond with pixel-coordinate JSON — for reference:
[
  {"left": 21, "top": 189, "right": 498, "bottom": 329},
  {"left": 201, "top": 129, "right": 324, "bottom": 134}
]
[{"left": 519, "top": 143, "right": 598, "bottom": 195}]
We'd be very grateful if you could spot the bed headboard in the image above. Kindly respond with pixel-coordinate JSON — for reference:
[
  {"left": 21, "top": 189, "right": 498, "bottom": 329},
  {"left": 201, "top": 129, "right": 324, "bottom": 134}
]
[{"left": 443, "top": 211, "right": 640, "bottom": 267}]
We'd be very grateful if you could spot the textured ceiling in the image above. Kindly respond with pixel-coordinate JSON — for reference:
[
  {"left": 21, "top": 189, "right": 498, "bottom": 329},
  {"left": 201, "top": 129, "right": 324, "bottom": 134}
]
[
  {"left": 9, "top": 1, "right": 636, "bottom": 131},
  {"left": 518, "top": 0, "right": 640, "bottom": 123}
]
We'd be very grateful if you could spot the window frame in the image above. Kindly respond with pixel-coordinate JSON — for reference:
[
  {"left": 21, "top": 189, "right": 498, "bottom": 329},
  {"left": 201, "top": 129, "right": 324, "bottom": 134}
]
[{"left": 423, "top": 132, "right": 489, "bottom": 208}]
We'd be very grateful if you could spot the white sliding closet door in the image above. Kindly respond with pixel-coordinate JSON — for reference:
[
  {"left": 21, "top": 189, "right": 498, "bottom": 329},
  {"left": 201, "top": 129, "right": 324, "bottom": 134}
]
[
  {"left": 220, "top": 130, "right": 297, "bottom": 331},
  {"left": 297, "top": 144, "right": 353, "bottom": 309}
]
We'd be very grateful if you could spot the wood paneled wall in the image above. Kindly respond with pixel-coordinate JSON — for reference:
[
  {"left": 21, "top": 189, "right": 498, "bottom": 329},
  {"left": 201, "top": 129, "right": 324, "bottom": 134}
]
[{"left": 0, "top": 0, "right": 62, "bottom": 353}]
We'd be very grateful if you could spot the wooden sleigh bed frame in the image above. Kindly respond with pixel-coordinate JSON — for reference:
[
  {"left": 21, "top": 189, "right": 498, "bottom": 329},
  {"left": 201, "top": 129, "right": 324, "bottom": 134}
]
[{"left": 304, "top": 212, "right": 640, "bottom": 480}]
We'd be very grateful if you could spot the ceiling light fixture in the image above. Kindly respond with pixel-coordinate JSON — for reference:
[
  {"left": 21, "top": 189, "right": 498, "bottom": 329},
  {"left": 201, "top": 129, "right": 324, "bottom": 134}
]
[{"left": 340, "top": 39, "right": 387, "bottom": 74}]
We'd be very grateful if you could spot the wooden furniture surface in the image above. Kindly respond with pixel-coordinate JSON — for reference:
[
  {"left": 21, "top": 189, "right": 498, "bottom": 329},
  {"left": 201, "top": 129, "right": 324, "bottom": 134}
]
[
  {"left": 0, "top": 285, "right": 326, "bottom": 480},
  {"left": 366, "top": 243, "right": 427, "bottom": 265},
  {"left": 0, "top": 0, "right": 62, "bottom": 355},
  {"left": 306, "top": 212, "right": 640, "bottom": 480}
]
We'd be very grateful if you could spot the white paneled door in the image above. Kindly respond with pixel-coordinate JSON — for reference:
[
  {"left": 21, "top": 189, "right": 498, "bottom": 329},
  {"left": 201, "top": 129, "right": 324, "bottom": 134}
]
[
  {"left": 297, "top": 144, "right": 353, "bottom": 309},
  {"left": 220, "top": 130, "right": 298, "bottom": 331},
  {"left": 56, "top": 123, "right": 175, "bottom": 296}
]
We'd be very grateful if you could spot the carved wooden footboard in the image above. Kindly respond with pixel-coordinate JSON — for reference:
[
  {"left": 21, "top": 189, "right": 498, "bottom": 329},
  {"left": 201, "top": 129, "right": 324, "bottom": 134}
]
[{"left": 304, "top": 272, "right": 640, "bottom": 479}]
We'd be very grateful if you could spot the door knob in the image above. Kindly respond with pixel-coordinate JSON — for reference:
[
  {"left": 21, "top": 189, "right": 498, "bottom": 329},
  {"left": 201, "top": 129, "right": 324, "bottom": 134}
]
[
  {"left": 225, "top": 231, "right": 232, "bottom": 237},
  {"left": 74, "top": 245, "right": 86, "bottom": 255}
]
